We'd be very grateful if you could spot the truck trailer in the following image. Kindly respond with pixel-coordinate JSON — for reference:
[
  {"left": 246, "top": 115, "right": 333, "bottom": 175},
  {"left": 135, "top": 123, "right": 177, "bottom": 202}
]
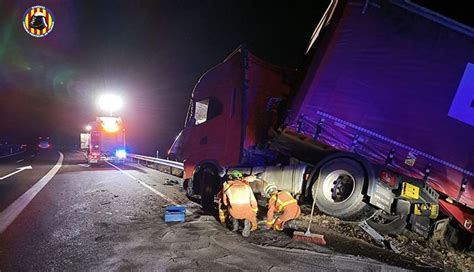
[
  {"left": 84, "top": 116, "right": 126, "bottom": 164},
  {"left": 171, "top": 0, "right": 473, "bottom": 249}
]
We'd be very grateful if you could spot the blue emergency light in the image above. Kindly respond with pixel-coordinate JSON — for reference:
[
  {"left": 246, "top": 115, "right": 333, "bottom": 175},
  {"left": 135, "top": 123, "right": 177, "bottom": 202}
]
[{"left": 115, "top": 149, "right": 127, "bottom": 159}]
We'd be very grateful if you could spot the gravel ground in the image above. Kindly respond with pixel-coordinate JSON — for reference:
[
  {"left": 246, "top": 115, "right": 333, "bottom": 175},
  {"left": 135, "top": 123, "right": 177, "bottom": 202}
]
[
  {"left": 293, "top": 207, "right": 473, "bottom": 272},
  {"left": 126, "top": 162, "right": 474, "bottom": 272}
]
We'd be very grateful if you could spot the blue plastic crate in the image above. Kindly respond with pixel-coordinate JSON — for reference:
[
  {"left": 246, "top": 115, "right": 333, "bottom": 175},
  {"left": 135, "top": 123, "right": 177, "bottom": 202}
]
[{"left": 164, "top": 206, "right": 186, "bottom": 222}]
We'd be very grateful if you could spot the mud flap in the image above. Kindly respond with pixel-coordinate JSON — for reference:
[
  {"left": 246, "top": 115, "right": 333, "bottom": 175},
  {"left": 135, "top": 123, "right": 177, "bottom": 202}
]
[
  {"left": 430, "top": 218, "right": 449, "bottom": 241},
  {"left": 409, "top": 215, "right": 430, "bottom": 239},
  {"left": 359, "top": 220, "right": 400, "bottom": 253}
]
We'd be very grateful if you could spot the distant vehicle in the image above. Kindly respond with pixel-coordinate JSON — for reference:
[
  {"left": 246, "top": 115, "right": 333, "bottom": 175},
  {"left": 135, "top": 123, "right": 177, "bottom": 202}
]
[
  {"left": 83, "top": 117, "right": 126, "bottom": 164},
  {"left": 173, "top": 1, "right": 473, "bottom": 249},
  {"left": 37, "top": 137, "right": 51, "bottom": 149}
]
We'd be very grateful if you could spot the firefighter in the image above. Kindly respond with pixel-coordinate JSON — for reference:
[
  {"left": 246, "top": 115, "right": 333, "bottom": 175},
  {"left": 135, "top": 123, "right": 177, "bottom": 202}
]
[
  {"left": 265, "top": 184, "right": 301, "bottom": 231},
  {"left": 217, "top": 170, "right": 242, "bottom": 225},
  {"left": 218, "top": 170, "right": 258, "bottom": 237}
]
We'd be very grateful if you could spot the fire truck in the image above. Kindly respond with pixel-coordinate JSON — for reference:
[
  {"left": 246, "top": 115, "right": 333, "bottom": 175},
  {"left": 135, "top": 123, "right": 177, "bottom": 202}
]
[{"left": 82, "top": 117, "right": 126, "bottom": 164}]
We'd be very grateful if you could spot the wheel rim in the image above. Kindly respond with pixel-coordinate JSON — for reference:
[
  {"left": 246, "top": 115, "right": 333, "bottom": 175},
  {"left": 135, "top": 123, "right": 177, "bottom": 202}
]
[{"left": 321, "top": 170, "right": 355, "bottom": 203}]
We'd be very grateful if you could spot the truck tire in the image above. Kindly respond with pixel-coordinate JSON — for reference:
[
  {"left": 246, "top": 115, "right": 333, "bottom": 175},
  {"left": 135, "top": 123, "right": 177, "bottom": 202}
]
[
  {"left": 195, "top": 167, "right": 219, "bottom": 212},
  {"left": 312, "top": 158, "right": 375, "bottom": 221}
]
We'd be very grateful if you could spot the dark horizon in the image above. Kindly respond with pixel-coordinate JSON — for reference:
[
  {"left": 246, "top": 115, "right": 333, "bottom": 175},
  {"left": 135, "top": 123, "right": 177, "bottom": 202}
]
[{"left": 0, "top": 0, "right": 329, "bottom": 154}]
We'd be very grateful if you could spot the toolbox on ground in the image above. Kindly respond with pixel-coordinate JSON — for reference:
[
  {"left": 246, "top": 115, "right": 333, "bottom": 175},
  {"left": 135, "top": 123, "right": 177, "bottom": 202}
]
[{"left": 164, "top": 206, "right": 186, "bottom": 222}]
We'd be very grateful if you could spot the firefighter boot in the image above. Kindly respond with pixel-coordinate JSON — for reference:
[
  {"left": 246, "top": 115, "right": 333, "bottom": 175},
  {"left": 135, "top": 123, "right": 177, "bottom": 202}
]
[
  {"left": 242, "top": 220, "right": 251, "bottom": 237},
  {"left": 232, "top": 218, "right": 239, "bottom": 232}
]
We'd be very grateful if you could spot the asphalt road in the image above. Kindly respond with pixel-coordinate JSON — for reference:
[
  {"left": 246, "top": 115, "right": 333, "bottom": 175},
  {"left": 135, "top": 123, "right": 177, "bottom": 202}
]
[
  {"left": 0, "top": 151, "right": 405, "bottom": 271},
  {"left": 0, "top": 149, "right": 58, "bottom": 212}
]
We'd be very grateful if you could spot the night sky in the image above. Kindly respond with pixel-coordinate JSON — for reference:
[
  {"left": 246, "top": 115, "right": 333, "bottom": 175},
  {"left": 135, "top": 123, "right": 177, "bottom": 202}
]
[{"left": 0, "top": 0, "right": 328, "bottom": 154}]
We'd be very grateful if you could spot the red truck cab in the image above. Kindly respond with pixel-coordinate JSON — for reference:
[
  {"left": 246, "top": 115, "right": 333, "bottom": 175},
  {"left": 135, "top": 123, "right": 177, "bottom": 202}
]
[{"left": 179, "top": 48, "right": 295, "bottom": 208}]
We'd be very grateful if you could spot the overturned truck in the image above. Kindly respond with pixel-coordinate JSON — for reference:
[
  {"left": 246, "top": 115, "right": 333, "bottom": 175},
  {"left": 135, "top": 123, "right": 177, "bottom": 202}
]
[{"left": 172, "top": 0, "right": 473, "bottom": 249}]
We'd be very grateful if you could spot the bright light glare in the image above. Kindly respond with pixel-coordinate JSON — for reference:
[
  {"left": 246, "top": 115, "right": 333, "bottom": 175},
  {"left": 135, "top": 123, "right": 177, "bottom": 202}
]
[
  {"left": 115, "top": 149, "right": 127, "bottom": 159},
  {"left": 101, "top": 117, "right": 120, "bottom": 133},
  {"left": 85, "top": 125, "right": 92, "bottom": 131},
  {"left": 98, "top": 94, "right": 123, "bottom": 113}
]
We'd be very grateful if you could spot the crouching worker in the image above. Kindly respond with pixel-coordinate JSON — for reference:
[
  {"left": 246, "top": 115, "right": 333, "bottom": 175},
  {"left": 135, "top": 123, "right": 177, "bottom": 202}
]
[
  {"left": 219, "top": 170, "right": 258, "bottom": 237},
  {"left": 265, "top": 184, "right": 301, "bottom": 231}
]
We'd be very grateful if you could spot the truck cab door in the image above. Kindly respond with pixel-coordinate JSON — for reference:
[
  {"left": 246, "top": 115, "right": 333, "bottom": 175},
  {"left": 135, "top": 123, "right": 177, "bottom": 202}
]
[{"left": 181, "top": 90, "right": 243, "bottom": 179}]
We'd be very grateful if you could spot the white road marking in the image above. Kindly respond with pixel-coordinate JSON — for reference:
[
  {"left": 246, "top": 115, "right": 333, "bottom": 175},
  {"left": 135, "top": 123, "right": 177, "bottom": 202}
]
[
  {"left": 78, "top": 164, "right": 90, "bottom": 168},
  {"left": 0, "top": 152, "right": 64, "bottom": 234},
  {"left": 106, "top": 161, "right": 179, "bottom": 206},
  {"left": 16, "top": 159, "right": 24, "bottom": 163},
  {"left": 0, "top": 166, "right": 33, "bottom": 181}
]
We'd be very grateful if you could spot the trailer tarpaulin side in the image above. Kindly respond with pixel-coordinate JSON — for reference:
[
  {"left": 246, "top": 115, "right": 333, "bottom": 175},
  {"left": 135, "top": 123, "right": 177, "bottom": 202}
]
[{"left": 289, "top": 2, "right": 474, "bottom": 206}]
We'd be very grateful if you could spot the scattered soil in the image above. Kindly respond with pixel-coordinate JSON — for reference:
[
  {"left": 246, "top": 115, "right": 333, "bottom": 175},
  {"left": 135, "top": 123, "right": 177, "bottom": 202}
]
[{"left": 293, "top": 205, "right": 473, "bottom": 272}]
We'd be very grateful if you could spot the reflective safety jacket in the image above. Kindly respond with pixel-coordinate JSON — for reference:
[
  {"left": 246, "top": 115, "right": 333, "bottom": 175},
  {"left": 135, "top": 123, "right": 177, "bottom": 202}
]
[
  {"left": 222, "top": 180, "right": 258, "bottom": 213},
  {"left": 266, "top": 191, "right": 298, "bottom": 222}
]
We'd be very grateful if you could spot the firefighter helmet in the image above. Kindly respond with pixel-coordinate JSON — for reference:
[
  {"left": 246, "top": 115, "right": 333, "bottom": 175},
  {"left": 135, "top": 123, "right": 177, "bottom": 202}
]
[
  {"left": 264, "top": 184, "right": 278, "bottom": 196},
  {"left": 30, "top": 11, "right": 48, "bottom": 30},
  {"left": 229, "top": 169, "right": 243, "bottom": 180}
]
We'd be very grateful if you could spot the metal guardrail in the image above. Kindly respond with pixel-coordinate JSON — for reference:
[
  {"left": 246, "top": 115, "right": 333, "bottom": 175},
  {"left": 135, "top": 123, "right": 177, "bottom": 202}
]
[
  {"left": 127, "top": 153, "right": 184, "bottom": 170},
  {"left": 0, "top": 150, "right": 26, "bottom": 159}
]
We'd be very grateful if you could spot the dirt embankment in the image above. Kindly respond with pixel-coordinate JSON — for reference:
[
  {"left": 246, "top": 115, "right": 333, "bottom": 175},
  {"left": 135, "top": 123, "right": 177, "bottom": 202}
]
[{"left": 291, "top": 205, "right": 473, "bottom": 272}]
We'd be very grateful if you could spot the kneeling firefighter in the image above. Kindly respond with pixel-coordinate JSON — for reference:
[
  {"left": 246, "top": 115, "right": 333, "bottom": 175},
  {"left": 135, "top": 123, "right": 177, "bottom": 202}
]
[
  {"left": 218, "top": 170, "right": 258, "bottom": 237},
  {"left": 265, "top": 184, "right": 301, "bottom": 231}
]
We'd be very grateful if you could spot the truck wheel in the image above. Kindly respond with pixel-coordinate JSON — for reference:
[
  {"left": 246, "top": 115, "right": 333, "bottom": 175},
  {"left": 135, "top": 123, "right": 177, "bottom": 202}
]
[
  {"left": 184, "top": 179, "right": 194, "bottom": 198},
  {"left": 195, "top": 167, "right": 218, "bottom": 212},
  {"left": 367, "top": 213, "right": 407, "bottom": 235},
  {"left": 312, "top": 158, "right": 375, "bottom": 221}
]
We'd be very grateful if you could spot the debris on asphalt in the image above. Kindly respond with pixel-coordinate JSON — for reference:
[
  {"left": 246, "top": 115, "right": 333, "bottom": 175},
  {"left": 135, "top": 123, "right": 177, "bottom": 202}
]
[
  {"left": 296, "top": 206, "right": 473, "bottom": 272},
  {"left": 164, "top": 179, "right": 179, "bottom": 185}
]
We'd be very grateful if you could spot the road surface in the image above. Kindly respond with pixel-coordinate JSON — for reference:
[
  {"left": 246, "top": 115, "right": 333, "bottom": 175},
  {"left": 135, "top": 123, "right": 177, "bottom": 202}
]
[{"left": 0, "top": 151, "right": 408, "bottom": 271}]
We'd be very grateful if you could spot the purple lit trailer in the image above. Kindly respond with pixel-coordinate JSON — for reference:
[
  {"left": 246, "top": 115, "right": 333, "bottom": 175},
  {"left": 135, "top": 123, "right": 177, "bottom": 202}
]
[{"left": 288, "top": 1, "right": 473, "bottom": 230}]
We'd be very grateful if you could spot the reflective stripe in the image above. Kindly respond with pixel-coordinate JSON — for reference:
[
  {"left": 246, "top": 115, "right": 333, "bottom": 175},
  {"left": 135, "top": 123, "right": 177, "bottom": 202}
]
[
  {"left": 228, "top": 198, "right": 250, "bottom": 205},
  {"left": 278, "top": 199, "right": 297, "bottom": 212}
]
